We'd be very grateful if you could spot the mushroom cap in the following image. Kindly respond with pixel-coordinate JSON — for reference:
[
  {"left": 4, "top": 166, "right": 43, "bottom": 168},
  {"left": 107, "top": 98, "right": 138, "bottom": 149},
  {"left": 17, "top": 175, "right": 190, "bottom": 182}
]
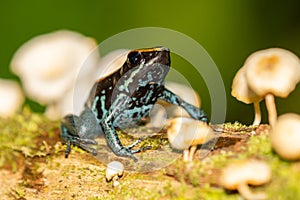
[
  {"left": 0, "top": 79, "right": 24, "bottom": 118},
  {"left": 96, "top": 49, "right": 130, "bottom": 79},
  {"left": 220, "top": 159, "right": 271, "bottom": 190},
  {"left": 244, "top": 48, "right": 300, "bottom": 98},
  {"left": 105, "top": 161, "right": 124, "bottom": 181},
  {"left": 10, "top": 30, "right": 99, "bottom": 104},
  {"left": 167, "top": 117, "right": 214, "bottom": 150},
  {"left": 231, "top": 67, "right": 263, "bottom": 104},
  {"left": 271, "top": 113, "right": 300, "bottom": 160}
]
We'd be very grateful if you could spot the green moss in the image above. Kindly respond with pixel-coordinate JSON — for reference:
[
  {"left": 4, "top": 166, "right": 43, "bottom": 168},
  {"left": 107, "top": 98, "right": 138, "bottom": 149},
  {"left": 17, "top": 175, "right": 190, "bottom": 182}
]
[
  {"left": 266, "top": 159, "right": 300, "bottom": 199},
  {"left": 200, "top": 187, "right": 238, "bottom": 200},
  {"left": 245, "top": 134, "right": 272, "bottom": 157},
  {"left": 168, "top": 150, "right": 234, "bottom": 188},
  {"left": 116, "top": 126, "right": 168, "bottom": 151},
  {"left": 162, "top": 123, "right": 300, "bottom": 199},
  {"left": 222, "top": 121, "right": 256, "bottom": 134},
  {"left": 2, "top": 111, "right": 300, "bottom": 199},
  {"left": 0, "top": 107, "right": 59, "bottom": 171},
  {"left": 10, "top": 186, "right": 26, "bottom": 199},
  {"left": 139, "top": 134, "right": 169, "bottom": 150},
  {"left": 244, "top": 134, "right": 300, "bottom": 199}
]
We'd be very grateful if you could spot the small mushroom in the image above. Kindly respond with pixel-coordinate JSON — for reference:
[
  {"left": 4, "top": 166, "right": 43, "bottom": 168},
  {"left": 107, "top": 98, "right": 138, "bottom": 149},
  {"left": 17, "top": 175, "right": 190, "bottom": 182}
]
[
  {"left": 244, "top": 48, "right": 300, "bottom": 127},
  {"left": 220, "top": 159, "right": 271, "bottom": 200},
  {"left": 231, "top": 67, "right": 263, "bottom": 125},
  {"left": 10, "top": 30, "right": 100, "bottom": 119},
  {"left": 105, "top": 161, "right": 124, "bottom": 187},
  {"left": 167, "top": 117, "right": 214, "bottom": 162},
  {"left": 271, "top": 113, "right": 300, "bottom": 160},
  {"left": 0, "top": 79, "right": 24, "bottom": 118}
]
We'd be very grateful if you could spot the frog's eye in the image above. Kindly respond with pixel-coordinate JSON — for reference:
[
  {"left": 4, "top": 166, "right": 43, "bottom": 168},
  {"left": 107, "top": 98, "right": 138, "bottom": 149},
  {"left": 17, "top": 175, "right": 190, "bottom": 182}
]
[{"left": 128, "top": 51, "right": 142, "bottom": 66}]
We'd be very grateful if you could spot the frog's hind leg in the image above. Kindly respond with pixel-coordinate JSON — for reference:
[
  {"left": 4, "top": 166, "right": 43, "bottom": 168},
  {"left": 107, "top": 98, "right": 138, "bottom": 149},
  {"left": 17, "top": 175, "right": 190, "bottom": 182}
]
[
  {"left": 159, "top": 88, "right": 209, "bottom": 123},
  {"left": 61, "top": 114, "right": 98, "bottom": 158}
]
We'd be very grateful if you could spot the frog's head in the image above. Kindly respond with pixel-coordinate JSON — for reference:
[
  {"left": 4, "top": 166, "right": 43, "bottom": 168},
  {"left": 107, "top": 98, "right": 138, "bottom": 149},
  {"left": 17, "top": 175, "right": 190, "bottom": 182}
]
[
  {"left": 122, "top": 47, "right": 170, "bottom": 85},
  {"left": 127, "top": 46, "right": 170, "bottom": 67}
]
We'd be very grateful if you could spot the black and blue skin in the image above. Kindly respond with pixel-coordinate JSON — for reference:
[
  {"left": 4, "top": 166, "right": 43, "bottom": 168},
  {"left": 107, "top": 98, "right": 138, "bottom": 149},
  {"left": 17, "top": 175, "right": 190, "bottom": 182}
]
[{"left": 61, "top": 47, "right": 208, "bottom": 161}]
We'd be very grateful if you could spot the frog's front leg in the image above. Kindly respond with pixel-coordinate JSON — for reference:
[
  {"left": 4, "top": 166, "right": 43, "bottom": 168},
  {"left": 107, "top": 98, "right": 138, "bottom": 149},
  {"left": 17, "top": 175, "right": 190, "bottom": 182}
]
[
  {"left": 61, "top": 114, "right": 98, "bottom": 158},
  {"left": 101, "top": 104, "right": 151, "bottom": 162},
  {"left": 160, "top": 88, "right": 208, "bottom": 123},
  {"left": 101, "top": 119, "right": 151, "bottom": 162}
]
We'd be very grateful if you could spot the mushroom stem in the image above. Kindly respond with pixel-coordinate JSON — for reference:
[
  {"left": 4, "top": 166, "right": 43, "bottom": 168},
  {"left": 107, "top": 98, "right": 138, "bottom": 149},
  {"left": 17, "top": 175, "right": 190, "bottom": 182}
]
[
  {"left": 238, "top": 182, "right": 267, "bottom": 200},
  {"left": 183, "top": 150, "right": 189, "bottom": 162},
  {"left": 112, "top": 176, "right": 120, "bottom": 187},
  {"left": 188, "top": 145, "right": 197, "bottom": 162},
  {"left": 252, "top": 102, "right": 261, "bottom": 126},
  {"left": 265, "top": 94, "right": 277, "bottom": 128}
]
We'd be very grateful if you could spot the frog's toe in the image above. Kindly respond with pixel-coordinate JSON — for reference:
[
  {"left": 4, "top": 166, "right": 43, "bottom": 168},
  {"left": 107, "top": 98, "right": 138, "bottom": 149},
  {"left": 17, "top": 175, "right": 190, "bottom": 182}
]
[
  {"left": 78, "top": 138, "right": 98, "bottom": 145},
  {"left": 64, "top": 137, "right": 98, "bottom": 158},
  {"left": 130, "top": 145, "right": 152, "bottom": 154},
  {"left": 65, "top": 140, "right": 72, "bottom": 158},
  {"left": 116, "top": 148, "right": 138, "bottom": 162},
  {"left": 126, "top": 138, "right": 142, "bottom": 149},
  {"left": 126, "top": 137, "right": 150, "bottom": 150},
  {"left": 200, "top": 116, "right": 208, "bottom": 123},
  {"left": 131, "top": 155, "right": 138, "bottom": 162},
  {"left": 125, "top": 138, "right": 152, "bottom": 155}
]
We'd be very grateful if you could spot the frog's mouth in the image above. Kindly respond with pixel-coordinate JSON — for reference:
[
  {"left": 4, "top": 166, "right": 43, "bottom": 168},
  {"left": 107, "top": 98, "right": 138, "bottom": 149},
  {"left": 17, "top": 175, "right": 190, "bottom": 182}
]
[{"left": 136, "top": 49, "right": 170, "bottom": 83}]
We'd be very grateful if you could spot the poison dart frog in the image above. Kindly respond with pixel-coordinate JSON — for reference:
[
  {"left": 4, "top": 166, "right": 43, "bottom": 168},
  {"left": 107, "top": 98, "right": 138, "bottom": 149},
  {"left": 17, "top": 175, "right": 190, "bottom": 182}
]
[{"left": 61, "top": 47, "right": 208, "bottom": 161}]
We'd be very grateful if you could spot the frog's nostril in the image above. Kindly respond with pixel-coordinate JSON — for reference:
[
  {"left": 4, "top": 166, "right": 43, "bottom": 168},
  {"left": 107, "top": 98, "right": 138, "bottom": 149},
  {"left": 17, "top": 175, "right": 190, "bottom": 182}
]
[
  {"left": 154, "top": 46, "right": 169, "bottom": 52},
  {"left": 161, "top": 51, "right": 170, "bottom": 65},
  {"left": 161, "top": 47, "right": 170, "bottom": 52}
]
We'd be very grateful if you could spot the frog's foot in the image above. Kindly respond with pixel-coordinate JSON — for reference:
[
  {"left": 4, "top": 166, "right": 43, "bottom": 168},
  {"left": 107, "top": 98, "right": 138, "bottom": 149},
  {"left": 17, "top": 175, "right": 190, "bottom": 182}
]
[
  {"left": 198, "top": 115, "right": 208, "bottom": 123},
  {"left": 116, "top": 139, "right": 152, "bottom": 162},
  {"left": 116, "top": 146, "right": 151, "bottom": 162},
  {"left": 61, "top": 114, "right": 100, "bottom": 158},
  {"left": 126, "top": 138, "right": 152, "bottom": 152},
  {"left": 64, "top": 136, "right": 98, "bottom": 158}
]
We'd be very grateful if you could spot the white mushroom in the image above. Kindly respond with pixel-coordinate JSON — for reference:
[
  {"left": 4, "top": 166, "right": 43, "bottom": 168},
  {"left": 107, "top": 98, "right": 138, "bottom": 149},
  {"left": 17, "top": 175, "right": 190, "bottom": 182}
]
[
  {"left": 0, "top": 79, "right": 24, "bottom": 118},
  {"left": 244, "top": 48, "right": 300, "bottom": 127},
  {"left": 167, "top": 117, "right": 214, "bottom": 162},
  {"left": 231, "top": 67, "right": 263, "bottom": 125},
  {"left": 96, "top": 49, "right": 129, "bottom": 79},
  {"left": 105, "top": 161, "right": 124, "bottom": 187},
  {"left": 10, "top": 30, "right": 100, "bottom": 119},
  {"left": 220, "top": 159, "right": 271, "bottom": 200},
  {"left": 271, "top": 113, "right": 300, "bottom": 160}
]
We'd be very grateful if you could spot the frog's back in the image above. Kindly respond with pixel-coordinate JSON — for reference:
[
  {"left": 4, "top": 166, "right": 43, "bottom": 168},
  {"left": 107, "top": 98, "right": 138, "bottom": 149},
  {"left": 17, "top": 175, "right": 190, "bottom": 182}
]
[{"left": 85, "top": 70, "right": 120, "bottom": 120}]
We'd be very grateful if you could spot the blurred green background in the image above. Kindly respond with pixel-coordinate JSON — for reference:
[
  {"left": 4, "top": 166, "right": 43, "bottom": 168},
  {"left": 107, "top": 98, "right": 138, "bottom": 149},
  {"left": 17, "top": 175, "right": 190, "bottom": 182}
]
[{"left": 1, "top": 0, "right": 300, "bottom": 124}]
